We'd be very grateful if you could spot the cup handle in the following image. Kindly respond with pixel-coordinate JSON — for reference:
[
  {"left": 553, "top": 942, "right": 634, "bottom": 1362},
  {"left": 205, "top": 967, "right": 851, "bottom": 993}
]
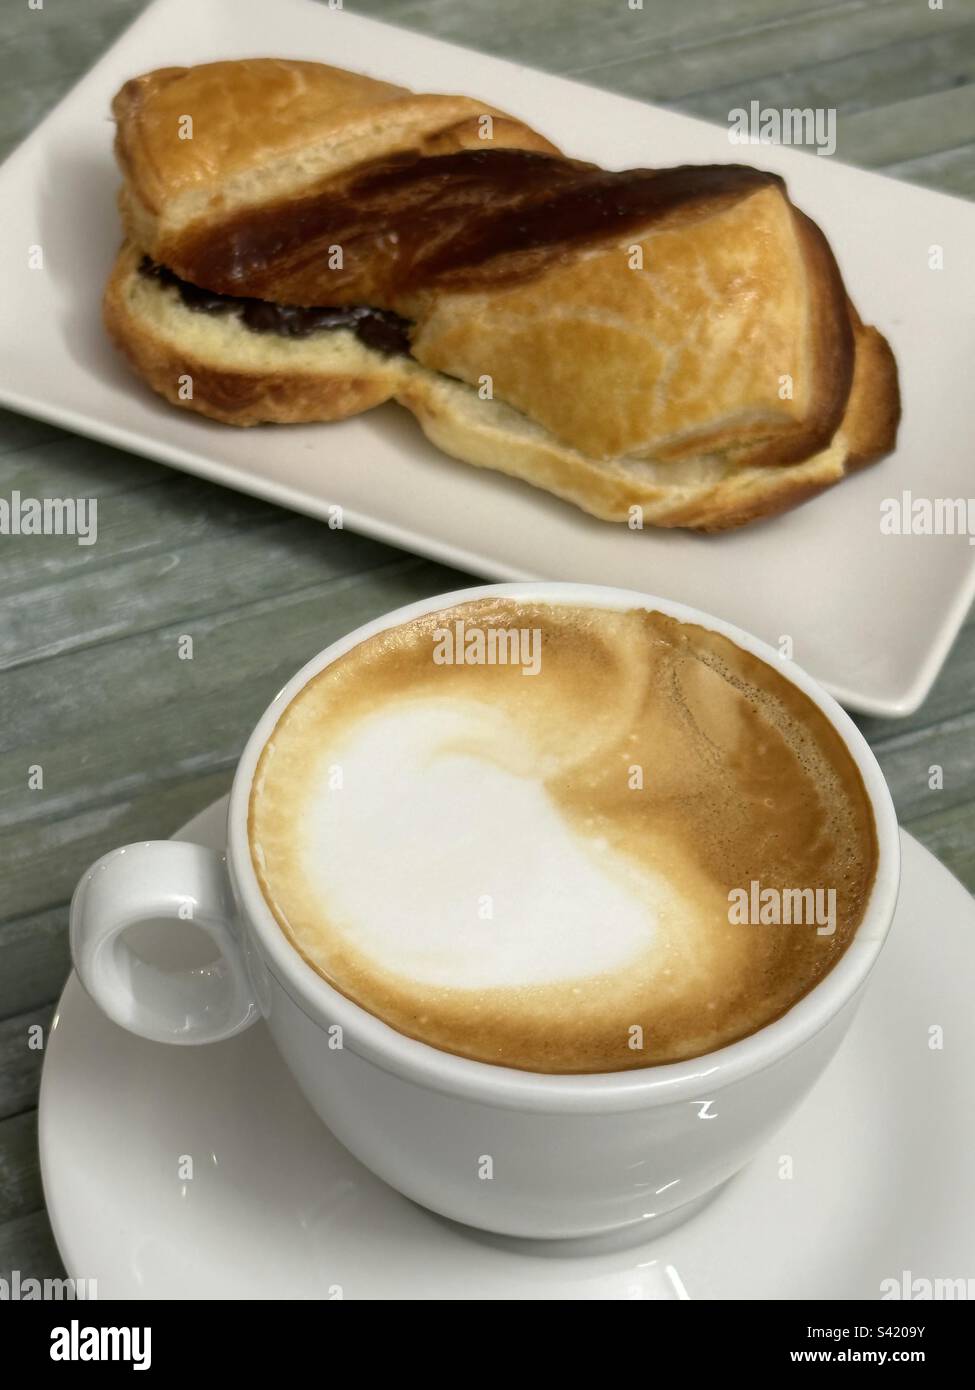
[{"left": 69, "top": 840, "right": 260, "bottom": 1044}]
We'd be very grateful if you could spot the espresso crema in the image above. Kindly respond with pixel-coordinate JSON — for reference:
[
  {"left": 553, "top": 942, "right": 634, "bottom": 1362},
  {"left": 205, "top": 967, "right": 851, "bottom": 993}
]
[{"left": 249, "top": 599, "right": 877, "bottom": 1073}]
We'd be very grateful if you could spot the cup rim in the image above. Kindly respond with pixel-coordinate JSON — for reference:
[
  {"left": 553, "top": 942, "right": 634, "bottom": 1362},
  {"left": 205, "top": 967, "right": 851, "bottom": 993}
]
[{"left": 227, "top": 581, "right": 900, "bottom": 1114}]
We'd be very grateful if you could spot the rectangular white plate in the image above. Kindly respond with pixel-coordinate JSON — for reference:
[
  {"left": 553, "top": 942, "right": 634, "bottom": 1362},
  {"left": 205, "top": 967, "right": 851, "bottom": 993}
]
[{"left": 2, "top": 0, "right": 974, "bottom": 716}]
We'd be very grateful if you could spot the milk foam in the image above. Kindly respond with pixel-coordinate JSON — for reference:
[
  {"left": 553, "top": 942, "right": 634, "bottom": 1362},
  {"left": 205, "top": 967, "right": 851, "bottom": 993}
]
[
  {"left": 296, "top": 699, "right": 688, "bottom": 988},
  {"left": 249, "top": 598, "right": 878, "bottom": 1073}
]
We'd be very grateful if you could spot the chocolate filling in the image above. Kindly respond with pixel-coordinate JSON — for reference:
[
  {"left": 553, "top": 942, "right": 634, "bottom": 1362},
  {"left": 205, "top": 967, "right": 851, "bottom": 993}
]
[{"left": 137, "top": 256, "right": 412, "bottom": 356}]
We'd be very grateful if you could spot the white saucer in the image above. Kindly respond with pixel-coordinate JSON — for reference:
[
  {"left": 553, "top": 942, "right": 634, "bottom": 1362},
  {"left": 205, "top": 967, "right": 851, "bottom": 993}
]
[{"left": 40, "top": 800, "right": 975, "bottom": 1299}]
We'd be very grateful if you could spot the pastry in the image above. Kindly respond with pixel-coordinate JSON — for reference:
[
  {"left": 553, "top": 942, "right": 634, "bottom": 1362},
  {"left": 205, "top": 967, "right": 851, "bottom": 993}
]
[{"left": 103, "top": 58, "right": 899, "bottom": 530}]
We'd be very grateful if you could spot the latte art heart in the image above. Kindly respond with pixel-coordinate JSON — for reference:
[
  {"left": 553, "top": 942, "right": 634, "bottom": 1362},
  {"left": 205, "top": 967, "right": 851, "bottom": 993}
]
[
  {"left": 296, "top": 699, "right": 704, "bottom": 989},
  {"left": 249, "top": 598, "right": 877, "bottom": 1073}
]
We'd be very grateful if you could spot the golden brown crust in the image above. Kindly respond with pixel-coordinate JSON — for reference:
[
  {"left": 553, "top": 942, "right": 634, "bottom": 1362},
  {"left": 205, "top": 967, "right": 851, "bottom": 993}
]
[
  {"left": 113, "top": 58, "right": 561, "bottom": 264},
  {"left": 841, "top": 314, "right": 902, "bottom": 472},
  {"left": 104, "top": 57, "right": 900, "bottom": 527},
  {"left": 402, "top": 180, "right": 858, "bottom": 468},
  {"left": 684, "top": 309, "right": 899, "bottom": 528},
  {"left": 109, "top": 59, "right": 869, "bottom": 467},
  {"left": 105, "top": 238, "right": 898, "bottom": 528},
  {"left": 397, "top": 311, "right": 897, "bottom": 532},
  {"left": 114, "top": 60, "right": 424, "bottom": 213},
  {"left": 712, "top": 208, "right": 855, "bottom": 470}
]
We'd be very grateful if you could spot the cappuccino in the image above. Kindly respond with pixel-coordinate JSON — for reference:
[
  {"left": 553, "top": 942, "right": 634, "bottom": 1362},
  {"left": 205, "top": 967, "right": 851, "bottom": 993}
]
[{"left": 249, "top": 599, "right": 877, "bottom": 1073}]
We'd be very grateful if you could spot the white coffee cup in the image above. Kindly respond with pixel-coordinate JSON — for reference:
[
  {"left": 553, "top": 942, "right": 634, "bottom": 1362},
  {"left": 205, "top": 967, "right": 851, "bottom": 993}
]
[{"left": 70, "top": 583, "right": 900, "bottom": 1242}]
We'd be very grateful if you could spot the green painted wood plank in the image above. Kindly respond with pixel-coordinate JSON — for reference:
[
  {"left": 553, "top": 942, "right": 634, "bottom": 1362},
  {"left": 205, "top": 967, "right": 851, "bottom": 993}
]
[
  {"left": 0, "top": 907, "right": 69, "bottom": 1023},
  {"left": 0, "top": 559, "right": 460, "bottom": 761},
  {"left": 0, "top": 410, "right": 63, "bottom": 459},
  {"left": 0, "top": 516, "right": 408, "bottom": 672},
  {"left": 0, "top": 1209, "right": 66, "bottom": 1283},
  {"left": 566, "top": 3, "right": 973, "bottom": 105},
  {"left": 870, "top": 713, "right": 975, "bottom": 826},
  {"left": 880, "top": 142, "right": 975, "bottom": 198},
  {"left": 0, "top": 684, "right": 262, "bottom": 835},
  {"left": 0, "top": 773, "right": 236, "bottom": 925},
  {"left": 0, "top": 472, "right": 280, "bottom": 600},
  {"left": 0, "top": 431, "right": 166, "bottom": 496},
  {"left": 0, "top": 1111, "right": 43, "bottom": 1226},
  {"left": 0, "top": 480, "right": 394, "bottom": 616},
  {"left": 356, "top": 0, "right": 841, "bottom": 74},
  {"left": 836, "top": 84, "right": 975, "bottom": 166},
  {"left": 653, "top": 27, "right": 975, "bottom": 123},
  {"left": 0, "top": 1008, "right": 52, "bottom": 1121}
]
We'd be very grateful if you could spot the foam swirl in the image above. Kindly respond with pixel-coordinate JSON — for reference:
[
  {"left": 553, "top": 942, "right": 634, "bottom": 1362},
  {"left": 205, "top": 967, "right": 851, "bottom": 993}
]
[{"left": 249, "top": 599, "right": 877, "bottom": 1072}]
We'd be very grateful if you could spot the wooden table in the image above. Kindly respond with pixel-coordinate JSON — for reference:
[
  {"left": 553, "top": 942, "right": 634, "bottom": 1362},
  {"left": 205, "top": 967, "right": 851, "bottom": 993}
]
[{"left": 2, "top": 0, "right": 973, "bottom": 1283}]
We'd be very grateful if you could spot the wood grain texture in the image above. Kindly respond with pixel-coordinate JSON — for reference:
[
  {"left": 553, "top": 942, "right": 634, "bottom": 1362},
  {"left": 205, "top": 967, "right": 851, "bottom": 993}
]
[
  {"left": 0, "top": 1009, "right": 53, "bottom": 1121},
  {"left": 0, "top": 0, "right": 971, "bottom": 1286},
  {"left": 0, "top": 1211, "right": 65, "bottom": 1284},
  {"left": 0, "top": 1113, "right": 43, "bottom": 1226}
]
